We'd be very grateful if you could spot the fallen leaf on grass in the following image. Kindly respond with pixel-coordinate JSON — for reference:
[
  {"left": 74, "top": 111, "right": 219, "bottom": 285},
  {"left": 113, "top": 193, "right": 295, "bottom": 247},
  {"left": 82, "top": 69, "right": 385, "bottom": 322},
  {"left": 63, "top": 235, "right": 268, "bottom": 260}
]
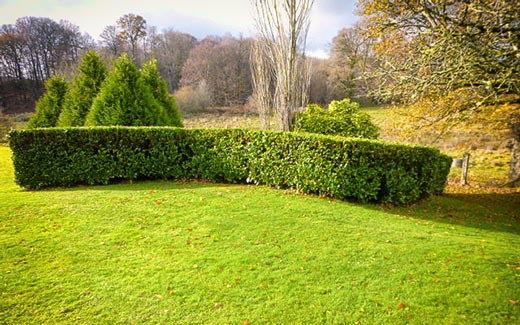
[
  {"left": 510, "top": 300, "right": 518, "bottom": 305},
  {"left": 398, "top": 302, "right": 407, "bottom": 309},
  {"left": 434, "top": 278, "right": 441, "bottom": 283}
]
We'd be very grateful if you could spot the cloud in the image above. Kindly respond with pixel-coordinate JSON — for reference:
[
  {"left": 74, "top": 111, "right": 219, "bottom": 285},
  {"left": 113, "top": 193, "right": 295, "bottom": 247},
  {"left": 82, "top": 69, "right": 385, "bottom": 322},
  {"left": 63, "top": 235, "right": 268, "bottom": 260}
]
[
  {"left": 307, "top": 0, "right": 358, "bottom": 57},
  {"left": 0, "top": 0, "right": 358, "bottom": 56}
]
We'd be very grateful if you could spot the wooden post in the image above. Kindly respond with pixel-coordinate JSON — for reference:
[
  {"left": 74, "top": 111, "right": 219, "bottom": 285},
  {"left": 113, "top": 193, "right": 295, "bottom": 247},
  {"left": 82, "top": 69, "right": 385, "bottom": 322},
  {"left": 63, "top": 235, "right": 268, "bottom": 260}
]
[{"left": 461, "top": 153, "right": 470, "bottom": 185}]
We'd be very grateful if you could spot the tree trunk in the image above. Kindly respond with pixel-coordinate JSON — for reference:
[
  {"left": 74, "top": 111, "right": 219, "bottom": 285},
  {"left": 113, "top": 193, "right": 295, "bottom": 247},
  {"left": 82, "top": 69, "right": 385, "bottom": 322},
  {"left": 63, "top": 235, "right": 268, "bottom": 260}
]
[
  {"left": 508, "top": 113, "right": 520, "bottom": 182},
  {"left": 509, "top": 139, "right": 520, "bottom": 181},
  {"left": 509, "top": 113, "right": 520, "bottom": 181}
]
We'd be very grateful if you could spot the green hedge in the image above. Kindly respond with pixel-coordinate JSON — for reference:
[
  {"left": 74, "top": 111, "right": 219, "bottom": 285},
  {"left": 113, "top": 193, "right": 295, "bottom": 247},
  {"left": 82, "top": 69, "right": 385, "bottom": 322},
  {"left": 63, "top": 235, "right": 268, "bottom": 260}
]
[{"left": 8, "top": 127, "right": 452, "bottom": 205}]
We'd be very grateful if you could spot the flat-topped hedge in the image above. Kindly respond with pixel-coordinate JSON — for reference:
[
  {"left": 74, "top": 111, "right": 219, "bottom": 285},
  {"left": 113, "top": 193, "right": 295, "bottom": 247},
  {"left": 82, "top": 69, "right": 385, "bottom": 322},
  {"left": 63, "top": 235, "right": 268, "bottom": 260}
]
[{"left": 8, "top": 127, "right": 452, "bottom": 205}]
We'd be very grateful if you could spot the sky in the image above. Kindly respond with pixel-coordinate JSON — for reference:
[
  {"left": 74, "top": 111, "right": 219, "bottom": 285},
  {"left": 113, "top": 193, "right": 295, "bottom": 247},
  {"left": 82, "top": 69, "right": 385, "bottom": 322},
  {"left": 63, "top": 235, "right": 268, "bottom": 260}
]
[{"left": 0, "top": 0, "right": 360, "bottom": 58}]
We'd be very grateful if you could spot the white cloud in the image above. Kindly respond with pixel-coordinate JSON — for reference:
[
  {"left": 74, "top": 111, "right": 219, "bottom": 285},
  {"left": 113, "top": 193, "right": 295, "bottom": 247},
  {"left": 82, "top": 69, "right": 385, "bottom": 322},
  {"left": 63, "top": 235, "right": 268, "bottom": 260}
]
[{"left": 0, "top": 0, "right": 358, "bottom": 53}]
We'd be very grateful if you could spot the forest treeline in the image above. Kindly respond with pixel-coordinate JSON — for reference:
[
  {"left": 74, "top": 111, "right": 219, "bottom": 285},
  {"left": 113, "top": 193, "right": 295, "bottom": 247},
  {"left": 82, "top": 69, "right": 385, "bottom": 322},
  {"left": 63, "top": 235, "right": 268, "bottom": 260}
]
[{"left": 0, "top": 14, "right": 372, "bottom": 114}]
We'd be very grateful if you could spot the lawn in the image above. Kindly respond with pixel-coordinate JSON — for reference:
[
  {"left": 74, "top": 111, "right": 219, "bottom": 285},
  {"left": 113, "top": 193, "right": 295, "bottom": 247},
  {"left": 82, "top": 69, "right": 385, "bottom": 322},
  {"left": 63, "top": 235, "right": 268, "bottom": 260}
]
[{"left": 0, "top": 144, "right": 519, "bottom": 324}]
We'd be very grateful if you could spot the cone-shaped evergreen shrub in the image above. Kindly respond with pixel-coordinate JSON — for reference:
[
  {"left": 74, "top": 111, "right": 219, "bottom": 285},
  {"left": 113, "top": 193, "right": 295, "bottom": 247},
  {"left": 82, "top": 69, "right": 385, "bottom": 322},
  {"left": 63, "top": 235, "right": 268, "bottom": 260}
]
[
  {"left": 141, "top": 59, "right": 183, "bottom": 127},
  {"left": 85, "top": 54, "right": 164, "bottom": 126},
  {"left": 58, "top": 50, "right": 107, "bottom": 126},
  {"left": 27, "top": 76, "right": 68, "bottom": 128},
  {"left": 295, "top": 98, "right": 380, "bottom": 139}
]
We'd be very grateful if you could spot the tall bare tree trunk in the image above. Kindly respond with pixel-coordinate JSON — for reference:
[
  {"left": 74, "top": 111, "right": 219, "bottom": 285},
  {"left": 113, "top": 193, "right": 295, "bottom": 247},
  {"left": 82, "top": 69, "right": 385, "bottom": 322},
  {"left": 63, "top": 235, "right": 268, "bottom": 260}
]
[
  {"left": 251, "top": 39, "right": 273, "bottom": 129},
  {"left": 251, "top": 0, "right": 314, "bottom": 131}
]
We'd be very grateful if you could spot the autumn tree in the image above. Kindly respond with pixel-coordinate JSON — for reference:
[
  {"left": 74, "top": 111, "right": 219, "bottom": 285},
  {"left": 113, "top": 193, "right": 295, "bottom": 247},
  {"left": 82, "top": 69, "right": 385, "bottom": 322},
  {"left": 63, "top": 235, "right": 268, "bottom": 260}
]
[
  {"left": 359, "top": 0, "right": 520, "bottom": 180},
  {"left": 116, "top": 14, "right": 147, "bottom": 64},
  {"left": 27, "top": 76, "right": 68, "bottom": 128},
  {"left": 251, "top": 0, "right": 314, "bottom": 131},
  {"left": 85, "top": 54, "right": 164, "bottom": 126},
  {"left": 57, "top": 50, "right": 107, "bottom": 126}
]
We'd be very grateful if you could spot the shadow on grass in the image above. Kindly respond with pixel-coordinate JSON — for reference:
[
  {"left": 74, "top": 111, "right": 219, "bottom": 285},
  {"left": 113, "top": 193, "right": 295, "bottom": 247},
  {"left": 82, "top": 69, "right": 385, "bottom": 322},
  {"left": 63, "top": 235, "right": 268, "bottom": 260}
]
[{"left": 374, "top": 188, "right": 520, "bottom": 236}]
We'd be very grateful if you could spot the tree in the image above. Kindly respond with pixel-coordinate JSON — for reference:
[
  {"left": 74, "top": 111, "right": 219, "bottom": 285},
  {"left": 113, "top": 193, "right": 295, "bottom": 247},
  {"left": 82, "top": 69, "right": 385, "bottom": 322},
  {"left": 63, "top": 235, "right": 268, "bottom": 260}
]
[
  {"left": 100, "top": 25, "right": 124, "bottom": 57},
  {"left": 0, "top": 24, "right": 24, "bottom": 81},
  {"left": 251, "top": 0, "right": 314, "bottom": 131},
  {"left": 141, "top": 59, "right": 183, "bottom": 127},
  {"left": 359, "top": 0, "right": 520, "bottom": 180},
  {"left": 328, "top": 25, "right": 376, "bottom": 104},
  {"left": 308, "top": 57, "right": 330, "bottom": 105},
  {"left": 27, "top": 76, "right": 68, "bottom": 128},
  {"left": 150, "top": 30, "right": 197, "bottom": 92},
  {"left": 250, "top": 37, "right": 274, "bottom": 128},
  {"left": 57, "top": 50, "right": 107, "bottom": 126},
  {"left": 180, "top": 36, "right": 253, "bottom": 107},
  {"left": 85, "top": 54, "right": 163, "bottom": 126},
  {"left": 116, "top": 14, "right": 147, "bottom": 64},
  {"left": 0, "top": 17, "right": 90, "bottom": 107}
]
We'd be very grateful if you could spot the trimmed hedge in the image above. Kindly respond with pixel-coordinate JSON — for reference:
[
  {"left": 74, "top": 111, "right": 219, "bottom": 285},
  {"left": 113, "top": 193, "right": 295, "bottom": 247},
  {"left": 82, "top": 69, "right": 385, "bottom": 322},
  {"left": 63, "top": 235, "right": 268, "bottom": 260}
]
[{"left": 8, "top": 127, "right": 452, "bottom": 205}]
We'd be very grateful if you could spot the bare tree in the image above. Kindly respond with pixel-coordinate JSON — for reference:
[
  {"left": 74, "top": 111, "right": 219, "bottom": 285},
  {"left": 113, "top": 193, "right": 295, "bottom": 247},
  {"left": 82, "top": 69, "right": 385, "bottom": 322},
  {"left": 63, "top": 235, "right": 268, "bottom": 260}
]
[
  {"left": 251, "top": 0, "right": 314, "bottom": 131},
  {"left": 100, "top": 25, "right": 123, "bottom": 57},
  {"left": 251, "top": 38, "right": 273, "bottom": 128},
  {"left": 181, "top": 36, "right": 253, "bottom": 107},
  {"left": 150, "top": 30, "right": 197, "bottom": 91},
  {"left": 0, "top": 17, "right": 90, "bottom": 111}
]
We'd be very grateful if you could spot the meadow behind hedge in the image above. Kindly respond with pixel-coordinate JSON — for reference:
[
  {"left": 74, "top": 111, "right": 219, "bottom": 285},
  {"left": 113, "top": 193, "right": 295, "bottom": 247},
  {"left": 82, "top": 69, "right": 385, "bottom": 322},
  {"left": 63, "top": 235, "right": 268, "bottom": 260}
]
[{"left": 9, "top": 127, "right": 452, "bottom": 205}]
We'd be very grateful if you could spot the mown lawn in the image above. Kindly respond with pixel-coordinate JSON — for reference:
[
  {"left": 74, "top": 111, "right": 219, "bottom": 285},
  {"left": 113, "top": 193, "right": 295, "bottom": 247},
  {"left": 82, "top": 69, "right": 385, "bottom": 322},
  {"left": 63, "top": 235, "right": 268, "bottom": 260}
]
[{"left": 1, "top": 145, "right": 519, "bottom": 324}]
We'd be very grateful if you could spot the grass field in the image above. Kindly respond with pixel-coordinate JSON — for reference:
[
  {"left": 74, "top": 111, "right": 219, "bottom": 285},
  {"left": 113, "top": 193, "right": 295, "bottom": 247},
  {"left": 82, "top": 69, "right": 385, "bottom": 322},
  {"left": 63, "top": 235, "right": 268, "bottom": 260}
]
[{"left": 1, "top": 141, "right": 519, "bottom": 324}]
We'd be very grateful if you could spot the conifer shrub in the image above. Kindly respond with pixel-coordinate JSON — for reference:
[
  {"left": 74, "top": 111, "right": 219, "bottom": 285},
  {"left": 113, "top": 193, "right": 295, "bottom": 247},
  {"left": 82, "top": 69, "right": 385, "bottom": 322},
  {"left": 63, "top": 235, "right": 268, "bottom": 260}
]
[
  {"left": 141, "top": 59, "right": 183, "bottom": 127},
  {"left": 9, "top": 127, "right": 452, "bottom": 205},
  {"left": 85, "top": 54, "right": 165, "bottom": 126},
  {"left": 295, "top": 98, "right": 379, "bottom": 139},
  {"left": 27, "top": 76, "right": 68, "bottom": 128},
  {"left": 58, "top": 50, "right": 107, "bottom": 127}
]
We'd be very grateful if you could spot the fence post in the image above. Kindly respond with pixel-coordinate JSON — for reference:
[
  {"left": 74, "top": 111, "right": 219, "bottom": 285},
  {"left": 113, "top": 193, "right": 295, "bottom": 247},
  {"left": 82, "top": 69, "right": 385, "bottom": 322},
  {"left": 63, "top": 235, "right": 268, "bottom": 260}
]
[{"left": 461, "top": 153, "right": 470, "bottom": 185}]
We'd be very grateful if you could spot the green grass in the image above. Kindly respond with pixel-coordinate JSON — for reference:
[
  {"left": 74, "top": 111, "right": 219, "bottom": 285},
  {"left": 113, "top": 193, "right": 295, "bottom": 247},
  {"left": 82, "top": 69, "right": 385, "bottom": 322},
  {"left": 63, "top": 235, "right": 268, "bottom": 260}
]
[{"left": 1, "top": 145, "right": 519, "bottom": 324}]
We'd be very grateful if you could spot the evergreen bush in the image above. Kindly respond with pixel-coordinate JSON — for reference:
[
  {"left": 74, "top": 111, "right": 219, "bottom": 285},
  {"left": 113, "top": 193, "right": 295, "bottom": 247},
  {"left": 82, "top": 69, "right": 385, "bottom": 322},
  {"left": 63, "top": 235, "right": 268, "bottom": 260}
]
[
  {"left": 27, "top": 76, "right": 68, "bottom": 128},
  {"left": 58, "top": 50, "right": 107, "bottom": 127},
  {"left": 141, "top": 59, "right": 183, "bottom": 127},
  {"left": 85, "top": 54, "right": 165, "bottom": 126},
  {"left": 295, "top": 98, "right": 380, "bottom": 139},
  {"left": 9, "top": 127, "right": 452, "bottom": 205}
]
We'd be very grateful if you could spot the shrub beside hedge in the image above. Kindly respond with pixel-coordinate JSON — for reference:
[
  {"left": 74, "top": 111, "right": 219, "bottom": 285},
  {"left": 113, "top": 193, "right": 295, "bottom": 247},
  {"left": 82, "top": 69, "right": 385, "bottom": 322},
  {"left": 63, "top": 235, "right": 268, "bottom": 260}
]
[
  {"left": 9, "top": 127, "right": 452, "bottom": 205},
  {"left": 295, "top": 99, "right": 380, "bottom": 139}
]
